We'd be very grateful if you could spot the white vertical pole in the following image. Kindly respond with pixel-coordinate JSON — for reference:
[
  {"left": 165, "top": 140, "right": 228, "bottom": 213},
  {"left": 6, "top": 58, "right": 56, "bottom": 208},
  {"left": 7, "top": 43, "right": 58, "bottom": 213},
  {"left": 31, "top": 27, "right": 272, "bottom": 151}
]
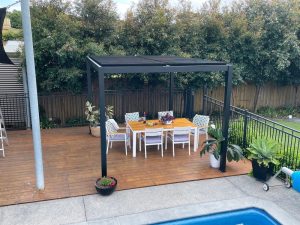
[{"left": 21, "top": 0, "right": 45, "bottom": 190}]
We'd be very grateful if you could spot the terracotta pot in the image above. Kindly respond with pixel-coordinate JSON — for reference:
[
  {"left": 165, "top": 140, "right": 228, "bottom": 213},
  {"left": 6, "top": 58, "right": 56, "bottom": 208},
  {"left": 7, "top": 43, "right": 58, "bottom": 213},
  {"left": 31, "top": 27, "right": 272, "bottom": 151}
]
[
  {"left": 90, "top": 126, "right": 100, "bottom": 137},
  {"left": 209, "top": 153, "right": 220, "bottom": 168}
]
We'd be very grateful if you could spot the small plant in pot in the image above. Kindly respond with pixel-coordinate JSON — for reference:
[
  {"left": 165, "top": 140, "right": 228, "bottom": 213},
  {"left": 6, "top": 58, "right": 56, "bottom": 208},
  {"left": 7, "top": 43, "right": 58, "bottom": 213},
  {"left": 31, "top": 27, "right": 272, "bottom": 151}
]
[
  {"left": 247, "top": 138, "right": 281, "bottom": 181},
  {"left": 200, "top": 125, "right": 244, "bottom": 168},
  {"left": 95, "top": 176, "right": 117, "bottom": 196},
  {"left": 85, "top": 101, "right": 114, "bottom": 137}
]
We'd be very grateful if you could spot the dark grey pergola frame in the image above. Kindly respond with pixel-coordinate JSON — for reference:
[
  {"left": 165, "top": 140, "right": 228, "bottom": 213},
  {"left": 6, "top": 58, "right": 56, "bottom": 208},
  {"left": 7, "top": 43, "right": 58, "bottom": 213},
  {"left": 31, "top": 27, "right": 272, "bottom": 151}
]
[{"left": 86, "top": 56, "right": 233, "bottom": 177}]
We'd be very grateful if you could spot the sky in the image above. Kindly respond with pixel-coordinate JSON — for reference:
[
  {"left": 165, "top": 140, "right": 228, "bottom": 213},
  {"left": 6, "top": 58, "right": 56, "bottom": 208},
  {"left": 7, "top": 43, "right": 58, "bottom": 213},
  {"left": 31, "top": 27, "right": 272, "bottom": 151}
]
[{"left": 1, "top": 0, "right": 233, "bottom": 18}]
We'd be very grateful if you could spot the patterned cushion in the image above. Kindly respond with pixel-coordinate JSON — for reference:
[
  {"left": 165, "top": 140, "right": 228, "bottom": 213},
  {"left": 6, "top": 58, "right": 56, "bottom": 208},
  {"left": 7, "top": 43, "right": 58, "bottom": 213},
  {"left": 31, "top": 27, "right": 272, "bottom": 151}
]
[
  {"left": 192, "top": 115, "right": 209, "bottom": 131},
  {"left": 125, "top": 112, "right": 140, "bottom": 123}
]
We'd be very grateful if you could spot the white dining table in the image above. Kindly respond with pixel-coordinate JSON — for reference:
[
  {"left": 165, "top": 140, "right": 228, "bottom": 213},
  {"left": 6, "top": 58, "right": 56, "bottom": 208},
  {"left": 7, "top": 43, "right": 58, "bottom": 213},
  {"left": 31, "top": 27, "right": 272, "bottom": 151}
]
[{"left": 127, "top": 118, "right": 199, "bottom": 157}]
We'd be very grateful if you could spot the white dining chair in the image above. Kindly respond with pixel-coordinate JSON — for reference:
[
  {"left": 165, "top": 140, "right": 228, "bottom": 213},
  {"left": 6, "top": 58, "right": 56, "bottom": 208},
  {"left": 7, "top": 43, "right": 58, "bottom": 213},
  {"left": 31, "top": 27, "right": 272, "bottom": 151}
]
[
  {"left": 142, "top": 128, "right": 164, "bottom": 158},
  {"left": 0, "top": 107, "right": 8, "bottom": 145},
  {"left": 106, "top": 119, "right": 130, "bottom": 155},
  {"left": 191, "top": 114, "right": 210, "bottom": 143},
  {"left": 0, "top": 122, "right": 5, "bottom": 157},
  {"left": 125, "top": 112, "right": 141, "bottom": 150},
  {"left": 167, "top": 127, "right": 191, "bottom": 157},
  {"left": 158, "top": 111, "right": 174, "bottom": 120}
]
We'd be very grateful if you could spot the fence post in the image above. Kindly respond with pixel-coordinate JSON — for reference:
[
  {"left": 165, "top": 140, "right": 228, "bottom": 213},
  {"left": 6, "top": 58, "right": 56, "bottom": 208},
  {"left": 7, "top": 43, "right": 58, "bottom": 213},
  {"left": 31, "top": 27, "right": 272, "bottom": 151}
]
[
  {"left": 202, "top": 85, "right": 208, "bottom": 115},
  {"left": 243, "top": 109, "right": 249, "bottom": 149}
]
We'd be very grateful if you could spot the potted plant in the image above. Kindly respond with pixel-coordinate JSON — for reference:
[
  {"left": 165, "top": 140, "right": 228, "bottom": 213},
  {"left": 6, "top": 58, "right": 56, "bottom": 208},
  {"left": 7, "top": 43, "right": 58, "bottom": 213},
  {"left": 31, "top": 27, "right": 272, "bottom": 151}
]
[
  {"left": 200, "top": 125, "right": 244, "bottom": 168},
  {"left": 247, "top": 138, "right": 281, "bottom": 181},
  {"left": 85, "top": 101, "right": 114, "bottom": 137},
  {"left": 95, "top": 176, "right": 117, "bottom": 196},
  {"left": 161, "top": 113, "right": 175, "bottom": 125}
]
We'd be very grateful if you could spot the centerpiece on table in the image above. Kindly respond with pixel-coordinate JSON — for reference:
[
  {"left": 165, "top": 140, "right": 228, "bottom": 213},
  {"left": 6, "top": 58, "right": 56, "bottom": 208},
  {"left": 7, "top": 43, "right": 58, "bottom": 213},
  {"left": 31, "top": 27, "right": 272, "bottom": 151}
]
[{"left": 160, "top": 113, "right": 175, "bottom": 125}]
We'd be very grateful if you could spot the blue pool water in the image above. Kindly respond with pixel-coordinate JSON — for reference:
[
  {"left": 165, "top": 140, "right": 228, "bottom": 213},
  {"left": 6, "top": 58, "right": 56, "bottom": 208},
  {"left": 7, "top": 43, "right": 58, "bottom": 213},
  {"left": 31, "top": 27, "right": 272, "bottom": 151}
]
[{"left": 153, "top": 208, "right": 281, "bottom": 225}]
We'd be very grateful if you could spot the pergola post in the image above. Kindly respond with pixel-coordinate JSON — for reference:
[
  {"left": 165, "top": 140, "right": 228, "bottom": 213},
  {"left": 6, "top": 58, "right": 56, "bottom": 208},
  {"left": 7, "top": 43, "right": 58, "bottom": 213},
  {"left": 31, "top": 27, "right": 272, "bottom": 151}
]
[
  {"left": 98, "top": 69, "right": 107, "bottom": 177},
  {"left": 86, "top": 60, "right": 92, "bottom": 101},
  {"left": 21, "top": 0, "right": 44, "bottom": 189},
  {"left": 220, "top": 65, "right": 233, "bottom": 172},
  {"left": 169, "top": 73, "right": 174, "bottom": 110}
]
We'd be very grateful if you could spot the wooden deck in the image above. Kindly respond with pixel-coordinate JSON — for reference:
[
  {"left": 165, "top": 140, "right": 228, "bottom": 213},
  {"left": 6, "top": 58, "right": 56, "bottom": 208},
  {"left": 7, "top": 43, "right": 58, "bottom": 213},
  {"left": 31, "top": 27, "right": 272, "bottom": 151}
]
[{"left": 0, "top": 127, "right": 251, "bottom": 206}]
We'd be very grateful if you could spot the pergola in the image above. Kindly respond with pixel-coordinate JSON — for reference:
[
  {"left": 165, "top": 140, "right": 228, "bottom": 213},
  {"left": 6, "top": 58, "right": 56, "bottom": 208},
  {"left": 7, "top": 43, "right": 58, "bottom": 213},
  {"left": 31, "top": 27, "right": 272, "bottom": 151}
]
[{"left": 86, "top": 56, "right": 233, "bottom": 176}]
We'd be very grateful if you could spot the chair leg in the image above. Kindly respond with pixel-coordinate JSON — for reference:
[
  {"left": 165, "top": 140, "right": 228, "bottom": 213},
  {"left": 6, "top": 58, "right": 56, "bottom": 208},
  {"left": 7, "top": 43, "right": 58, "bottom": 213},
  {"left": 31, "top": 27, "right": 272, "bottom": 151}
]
[
  {"left": 125, "top": 139, "right": 128, "bottom": 156},
  {"left": 161, "top": 143, "right": 163, "bottom": 157},
  {"left": 110, "top": 141, "right": 113, "bottom": 148},
  {"left": 157, "top": 145, "right": 159, "bottom": 150},
  {"left": 139, "top": 133, "right": 142, "bottom": 151},
  {"left": 144, "top": 144, "right": 147, "bottom": 159},
  {"left": 165, "top": 133, "right": 167, "bottom": 150},
  {"left": 182, "top": 143, "right": 184, "bottom": 149},
  {"left": 106, "top": 140, "right": 109, "bottom": 154},
  {"left": 188, "top": 141, "right": 191, "bottom": 155},
  {"left": 139, "top": 134, "right": 142, "bottom": 152},
  {"left": 172, "top": 142, "right": 175, "bottom": 157}
]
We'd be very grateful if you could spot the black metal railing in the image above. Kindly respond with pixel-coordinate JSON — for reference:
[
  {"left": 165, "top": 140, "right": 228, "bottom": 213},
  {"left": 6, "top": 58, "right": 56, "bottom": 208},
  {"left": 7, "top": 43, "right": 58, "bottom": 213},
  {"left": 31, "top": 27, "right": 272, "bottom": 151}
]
[
  {"left": 0, "top": 94, "right": 29, "bottom": 130},
  {"left": 204, "top": 95, "right": 300, "bottom": 172}
]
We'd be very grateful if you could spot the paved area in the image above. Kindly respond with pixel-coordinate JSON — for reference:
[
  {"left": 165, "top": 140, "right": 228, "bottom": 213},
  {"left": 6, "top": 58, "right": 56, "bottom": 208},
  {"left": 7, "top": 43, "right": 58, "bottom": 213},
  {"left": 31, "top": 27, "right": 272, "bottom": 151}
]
[{"left": 0, "top": 175, "right": 299, "bottom": 225}]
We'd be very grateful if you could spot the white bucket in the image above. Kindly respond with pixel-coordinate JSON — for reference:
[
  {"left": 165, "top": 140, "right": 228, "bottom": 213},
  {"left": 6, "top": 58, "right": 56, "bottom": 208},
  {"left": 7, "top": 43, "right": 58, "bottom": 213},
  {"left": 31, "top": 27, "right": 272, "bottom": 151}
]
[{"left": 209, "top": 153, "right": 220, "bottom": 168}]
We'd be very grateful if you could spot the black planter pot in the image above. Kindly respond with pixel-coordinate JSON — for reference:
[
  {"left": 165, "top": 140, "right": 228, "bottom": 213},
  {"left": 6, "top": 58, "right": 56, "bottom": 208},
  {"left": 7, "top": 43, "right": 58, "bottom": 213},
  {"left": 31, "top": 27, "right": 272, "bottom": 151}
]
[
  {"left": 252, "top": 160, "right": 274, "bottom": 181},
  {"left": 95, "top": 177, "right": 117, "bottom": 196}
]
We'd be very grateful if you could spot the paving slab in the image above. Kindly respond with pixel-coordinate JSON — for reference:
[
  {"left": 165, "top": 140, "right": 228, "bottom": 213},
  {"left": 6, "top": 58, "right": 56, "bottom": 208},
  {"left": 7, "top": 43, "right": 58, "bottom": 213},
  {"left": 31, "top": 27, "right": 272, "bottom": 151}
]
[
  {"left": 116, "top": 196, "right": 299, "bottom": 225},
  {"left": 0, "top": 197, "right": 86, "bottom": 225},
  {"left": 84, "top": 177, "right": 245, "bottom": 221}
]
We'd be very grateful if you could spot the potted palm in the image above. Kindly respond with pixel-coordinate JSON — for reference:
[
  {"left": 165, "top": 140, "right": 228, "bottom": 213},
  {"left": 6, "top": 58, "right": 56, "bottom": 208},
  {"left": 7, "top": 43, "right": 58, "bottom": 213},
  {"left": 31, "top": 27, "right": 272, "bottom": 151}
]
[
  {"left": 85, "top": 101, "right": 114, "bottom": 137},
  {"left": 200, "top": 125, "right": 244, "bottom": 168},
  {"left": 247, "top": 138, "right": 281, "bottom": 181},
  {"left": 95, "top": 176, "right": 117, "bottom": 196}
]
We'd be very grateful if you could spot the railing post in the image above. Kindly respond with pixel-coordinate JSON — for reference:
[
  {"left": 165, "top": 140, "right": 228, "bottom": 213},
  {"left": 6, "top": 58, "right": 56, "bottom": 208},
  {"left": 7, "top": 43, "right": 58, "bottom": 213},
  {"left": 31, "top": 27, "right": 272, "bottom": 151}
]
[{"left": 243, "top": 109, "right": 249, "bottom": 149}]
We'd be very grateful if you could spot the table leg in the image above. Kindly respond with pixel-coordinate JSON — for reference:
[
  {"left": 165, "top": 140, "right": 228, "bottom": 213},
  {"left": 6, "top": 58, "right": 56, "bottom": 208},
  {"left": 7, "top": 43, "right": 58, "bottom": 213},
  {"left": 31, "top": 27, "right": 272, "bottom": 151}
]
[
  {"left": 133, "top": 131, "right": 137, "bottom": 157},
  {"left": 193, "top": 127, "right": 198, "bottom": 152}
]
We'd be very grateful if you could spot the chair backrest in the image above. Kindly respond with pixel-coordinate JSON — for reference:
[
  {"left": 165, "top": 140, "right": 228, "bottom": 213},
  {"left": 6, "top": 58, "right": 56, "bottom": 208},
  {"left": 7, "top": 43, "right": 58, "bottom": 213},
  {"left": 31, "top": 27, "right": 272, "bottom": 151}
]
[
  {"left": 144, "top": 128, "right": 163, "bottom": 137},
  {"left": 125, "top": 112, "right": 140, "bottom": 123},
  {"left": 158, "top": 111, "right": 174, "bottom": 120},
  {"left": 106, "top": 120, "right": 118, "bottom": 134},
  {"left": 107, "top": 119, "right": 120, "bottom": 130},
  {"left": 173, "top": 127, "right": 191, "bottom": 135},
  {"left": 192, "top": 115, "right": 210, "bottom": 128}
]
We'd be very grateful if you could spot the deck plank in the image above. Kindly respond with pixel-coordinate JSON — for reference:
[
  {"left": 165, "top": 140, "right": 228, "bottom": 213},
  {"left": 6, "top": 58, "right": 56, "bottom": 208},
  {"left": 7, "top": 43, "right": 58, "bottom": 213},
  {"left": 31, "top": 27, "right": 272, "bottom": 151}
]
[{"left": 0, "top": 127, "right": 251, "bottom": 206}]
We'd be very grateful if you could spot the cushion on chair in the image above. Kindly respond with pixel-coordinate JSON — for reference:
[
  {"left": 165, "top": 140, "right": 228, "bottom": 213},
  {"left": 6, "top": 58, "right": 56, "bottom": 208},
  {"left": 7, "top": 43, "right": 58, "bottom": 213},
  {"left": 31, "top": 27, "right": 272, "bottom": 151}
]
[
  {"left": 145, "top": 136, "right": 162, "bottom": 144},
  {"left": 173, "top": 134, "right": 189, "bottom": 142},
  {"left": 109, "top": 133, "right": 126, "bottom": 141}
]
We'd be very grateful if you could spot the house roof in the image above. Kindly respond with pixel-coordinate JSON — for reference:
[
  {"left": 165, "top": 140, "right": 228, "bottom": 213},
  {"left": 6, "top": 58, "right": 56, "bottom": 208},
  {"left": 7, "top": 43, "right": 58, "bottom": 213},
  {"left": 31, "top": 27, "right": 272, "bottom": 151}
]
[{"left": 90, "top": 55, "right": 227, "bottom": 67}]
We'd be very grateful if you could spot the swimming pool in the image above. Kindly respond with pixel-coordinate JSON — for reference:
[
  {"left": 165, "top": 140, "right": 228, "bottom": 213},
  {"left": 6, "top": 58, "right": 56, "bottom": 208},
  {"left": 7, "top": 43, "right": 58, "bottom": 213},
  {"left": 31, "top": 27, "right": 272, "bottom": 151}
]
[{"left": 153, "top": 208, "right": 281, "bottom": 225}]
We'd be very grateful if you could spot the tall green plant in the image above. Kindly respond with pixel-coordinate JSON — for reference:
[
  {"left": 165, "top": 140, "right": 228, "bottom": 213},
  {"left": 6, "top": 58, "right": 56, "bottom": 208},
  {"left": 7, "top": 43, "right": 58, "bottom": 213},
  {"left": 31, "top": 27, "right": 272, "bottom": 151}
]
[{"left": 247, "top": 138, "right": 281, "bottom": 167}]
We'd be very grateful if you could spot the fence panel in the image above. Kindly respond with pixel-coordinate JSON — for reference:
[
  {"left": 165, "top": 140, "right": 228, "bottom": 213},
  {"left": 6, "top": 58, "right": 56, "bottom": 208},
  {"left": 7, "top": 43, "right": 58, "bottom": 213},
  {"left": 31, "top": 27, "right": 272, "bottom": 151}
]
[{"left": 204, "top": 95, "right": 300, "bottom": 173}]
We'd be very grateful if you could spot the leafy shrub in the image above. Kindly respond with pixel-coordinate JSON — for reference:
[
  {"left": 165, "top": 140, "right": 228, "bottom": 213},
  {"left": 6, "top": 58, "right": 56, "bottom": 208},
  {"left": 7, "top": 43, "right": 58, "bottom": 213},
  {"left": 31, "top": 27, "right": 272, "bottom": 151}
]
[
  {"left": 257, "top": 106, "right": 298, "bottom": 118},
  {"left": 65, "top": 117, "right": 87, "bottom": 127}
]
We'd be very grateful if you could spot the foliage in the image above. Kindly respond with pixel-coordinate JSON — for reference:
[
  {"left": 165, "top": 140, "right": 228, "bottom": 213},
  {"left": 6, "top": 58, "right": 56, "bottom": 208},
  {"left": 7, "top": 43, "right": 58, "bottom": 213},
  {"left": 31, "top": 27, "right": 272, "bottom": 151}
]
[
  {"left": 97, "top": 177, "right": 115, "bottom": 186},
  {"left": 2, "top": 29, "right": 23, "bottom": 41},
  {"left": 200, "top": 126, "right": 244, "bottom": 162},
  {"left": 65, "top": 117, "right": 88, "bottom": 127},
  {"left": 257, "top": 106, "right": 299, "bottom": 118},
  {"left": 40, "top": 117, "right": 58, "bottom": 129},
  {"left": 247, "top": 138, "right": 281, "bottom": 167},
  {"left": 85, "top": 101, "right": 114, "bottom": 127},
  {"left": 27, "top": 0, "right": 300, "bottom": 93},
  {"left": 7, "top": 10, "right": 22, "bottom": 29}
]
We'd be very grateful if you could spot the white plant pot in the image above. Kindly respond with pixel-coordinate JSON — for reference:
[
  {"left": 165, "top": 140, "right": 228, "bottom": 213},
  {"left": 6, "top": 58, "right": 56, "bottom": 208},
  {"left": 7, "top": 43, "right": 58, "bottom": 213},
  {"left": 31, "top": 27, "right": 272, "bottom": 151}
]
[
  {"left": 90, "top": 126, "right": 100, "bottom": 137},
  {"left": 209, "top": 153, "right": 220, "bottom": 168}
]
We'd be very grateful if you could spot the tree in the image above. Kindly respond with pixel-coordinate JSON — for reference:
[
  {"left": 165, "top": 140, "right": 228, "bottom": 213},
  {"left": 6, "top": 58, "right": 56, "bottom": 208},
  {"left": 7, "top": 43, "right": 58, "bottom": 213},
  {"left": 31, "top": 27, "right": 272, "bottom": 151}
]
[
  {"left": 31, "top": 0, "right": 107, "bottom": 93},
  {"left": 75, "top": 0, "right": 118, "bottom": 49},
  {"left": 7, "top": 10, "right": 22, "bottom": 29}
]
